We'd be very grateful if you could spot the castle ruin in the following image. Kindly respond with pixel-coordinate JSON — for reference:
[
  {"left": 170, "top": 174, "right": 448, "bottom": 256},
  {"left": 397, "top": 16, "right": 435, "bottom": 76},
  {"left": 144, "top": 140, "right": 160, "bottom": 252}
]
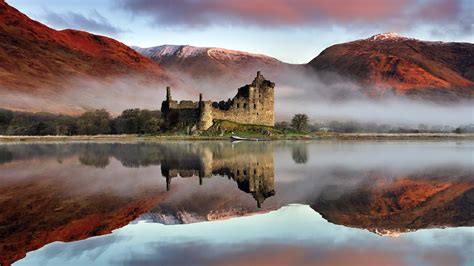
[{"left": 161, "top": 71, "right": 275, "bottom": 130}]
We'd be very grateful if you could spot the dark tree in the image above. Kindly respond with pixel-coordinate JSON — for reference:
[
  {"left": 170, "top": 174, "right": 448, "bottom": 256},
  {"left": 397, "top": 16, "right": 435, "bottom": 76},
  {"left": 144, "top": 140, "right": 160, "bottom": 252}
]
[
  {"left": 291, "top": 114, "right": 309, "bottom": 132},
  {"left": 77, "top": 109, "right": 111, "bottom": 135}
]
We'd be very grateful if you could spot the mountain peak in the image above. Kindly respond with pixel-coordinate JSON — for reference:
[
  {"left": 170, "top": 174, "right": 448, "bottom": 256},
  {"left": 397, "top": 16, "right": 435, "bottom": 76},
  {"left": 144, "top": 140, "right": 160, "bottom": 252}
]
[
  {"left": 135, "top": 45, "right": 207, "bottom": 58},
  {"left": 369, "top": 32, "right": 407, "bottom": 41}
]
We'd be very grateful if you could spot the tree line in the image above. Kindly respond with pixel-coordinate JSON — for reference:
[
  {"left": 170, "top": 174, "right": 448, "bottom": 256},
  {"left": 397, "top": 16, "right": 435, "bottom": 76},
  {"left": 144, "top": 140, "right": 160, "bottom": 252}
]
[
  {"left": 277, "top": 113, "right": 473, "bottom": 134},
  {"left": 0, "top": 108, "right": 162, "bottom": 136},
  {"left": 0, "top": 109, "right": 471, "bottom": 136}
]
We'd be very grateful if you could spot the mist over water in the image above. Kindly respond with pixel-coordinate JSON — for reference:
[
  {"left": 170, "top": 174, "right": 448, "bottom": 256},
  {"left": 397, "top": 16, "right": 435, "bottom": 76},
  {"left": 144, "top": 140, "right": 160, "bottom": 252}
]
[
  {"left": 2, "top": 141, "right": 473, "bottom": 266},
  {"left": 0, "top": 69, "right": 472, "bottom": 127}
]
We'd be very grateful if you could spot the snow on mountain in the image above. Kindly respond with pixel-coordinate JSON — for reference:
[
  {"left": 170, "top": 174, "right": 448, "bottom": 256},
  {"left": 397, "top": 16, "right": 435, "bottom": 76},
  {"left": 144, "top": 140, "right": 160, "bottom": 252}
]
[
  {"left": 134, "top": 45, "right": 208, "bottom": 59},
  {"left": 206, "top": 47, "right": 280, "bottom": 62},
  {"left": 133, "top": 44, "right": 291, "bottom": 81},
  {"left": 368, "top": 32, "right": 408, "bottom": 41},
  {"left": 135, "top": 44, "right": 280, "bottom": 63},
  {"left": 137, "top": 208, "right": 272, "bottom": 225}
]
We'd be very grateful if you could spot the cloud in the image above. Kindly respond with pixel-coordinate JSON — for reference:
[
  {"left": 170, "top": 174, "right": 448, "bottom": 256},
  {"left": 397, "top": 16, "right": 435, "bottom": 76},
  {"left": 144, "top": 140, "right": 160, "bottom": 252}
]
[
  {"left": 119, "top": 0, "right": 469, "bottom": 31},
  {"left": 43, "top": 10, "right": 124, "bottom": 36}
]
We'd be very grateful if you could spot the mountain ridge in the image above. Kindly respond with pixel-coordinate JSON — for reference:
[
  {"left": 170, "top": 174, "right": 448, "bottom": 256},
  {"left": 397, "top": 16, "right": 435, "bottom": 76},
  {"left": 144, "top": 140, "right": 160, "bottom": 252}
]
[
  {"left": 0, "top": 0, "right": 473, "bottom": 115},
  {"left": 308, "top": 32, "right": 474, "bottom": 100},
  {"left": 0, "top": 0, "right": 168, "bottom": 93},
  {"left": 133, "top": 44, "right": 293, "bottom": 82}
]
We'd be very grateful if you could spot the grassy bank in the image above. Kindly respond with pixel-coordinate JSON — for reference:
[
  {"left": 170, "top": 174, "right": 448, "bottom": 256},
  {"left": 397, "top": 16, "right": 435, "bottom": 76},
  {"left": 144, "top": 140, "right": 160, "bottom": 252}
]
[
  {"left": 0, "top": 133, "right": 472, "bottom": 142},
  {"left": 316, "top": 132, "right": 474, "bottom": 140}
]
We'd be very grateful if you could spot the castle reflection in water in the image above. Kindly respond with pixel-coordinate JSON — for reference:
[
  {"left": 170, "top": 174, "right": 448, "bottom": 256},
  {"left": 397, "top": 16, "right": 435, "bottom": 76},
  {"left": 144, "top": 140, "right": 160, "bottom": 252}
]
[
  {"left": 0, "top": 142, "right": 278, "bottom": 208},
  {"left": 160, "top": 142, "right": 275, "bottom": 208}
]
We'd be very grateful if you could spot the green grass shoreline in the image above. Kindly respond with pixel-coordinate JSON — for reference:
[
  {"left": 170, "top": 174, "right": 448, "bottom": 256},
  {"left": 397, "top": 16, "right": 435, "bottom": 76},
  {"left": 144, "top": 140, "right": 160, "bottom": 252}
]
[{"left": 0, "top": 133, "right": 472, "bottom": 142}]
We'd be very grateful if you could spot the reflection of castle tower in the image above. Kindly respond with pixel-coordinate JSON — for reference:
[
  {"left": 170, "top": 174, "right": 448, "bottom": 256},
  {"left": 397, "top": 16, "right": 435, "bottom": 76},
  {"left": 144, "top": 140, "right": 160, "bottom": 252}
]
[
  {"left": 160, "top": 142, "right": 275, "bottom": 207},
  {"left": 213, "top": 151, "right": 275, "bottom": 208},
  {"left": 160, "top": 143, "right": 211, "bottom": 191}
]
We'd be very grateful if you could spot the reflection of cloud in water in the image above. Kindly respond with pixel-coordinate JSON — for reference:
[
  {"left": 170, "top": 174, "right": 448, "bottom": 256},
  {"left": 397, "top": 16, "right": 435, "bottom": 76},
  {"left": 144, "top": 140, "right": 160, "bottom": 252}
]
[
  {"left": 40, "top": 235, "right": 130, "bottom": 263},
  {"left": 1, "top": 141, "right": 473, "bottom": 265},
  {"left": 17, "top": 205, "right": 474, "bottom": 266}
]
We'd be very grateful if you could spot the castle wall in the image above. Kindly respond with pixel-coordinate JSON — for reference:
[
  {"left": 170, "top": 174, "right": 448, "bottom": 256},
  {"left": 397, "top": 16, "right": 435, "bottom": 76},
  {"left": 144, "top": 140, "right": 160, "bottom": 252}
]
[
  {"left": 162, "top": 100, "right": 201, "bottom": 128},
  {"left": 162, "top": 72, "right": 275, "bottom": 130},
  {"left": 209, "top": 84, "right": 274, "bottom": 127}
]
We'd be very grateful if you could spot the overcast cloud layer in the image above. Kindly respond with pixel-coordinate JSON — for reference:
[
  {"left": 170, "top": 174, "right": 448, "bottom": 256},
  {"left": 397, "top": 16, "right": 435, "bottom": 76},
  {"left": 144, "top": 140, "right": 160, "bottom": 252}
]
[
  {"left": 120, "top": 0, "right": 472, "bottom": 36},
  {"left": 43, "top": 9, "right": 124, "bottom": 36}
]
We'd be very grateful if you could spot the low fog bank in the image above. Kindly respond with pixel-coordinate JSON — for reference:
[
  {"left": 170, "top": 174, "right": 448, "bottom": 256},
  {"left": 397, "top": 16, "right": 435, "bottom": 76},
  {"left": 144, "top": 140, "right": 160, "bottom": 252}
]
[
  {"left": 173, "top": 68, "right": 474, "bottom": 127},
  {"left": 276, "top": 97, "right": 473, "bottom": 127},
  {"left": 271, "top": 68, "right": 473, "bottom": 127},
  {"left": 0, "top": 68, "right": 472, "bottom": 128},
  {"left": 0, "top": 78, "right": 168, "bottom": 115}
]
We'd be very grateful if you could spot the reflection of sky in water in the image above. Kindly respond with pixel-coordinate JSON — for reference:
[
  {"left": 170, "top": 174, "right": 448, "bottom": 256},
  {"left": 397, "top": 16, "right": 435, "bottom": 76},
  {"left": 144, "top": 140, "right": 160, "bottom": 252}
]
[
  {"left": 17, "top": 205, "right": 474, "bottom": 266},
  {"left": 1, "top": 141, "right": 472, "bottom": 265}
]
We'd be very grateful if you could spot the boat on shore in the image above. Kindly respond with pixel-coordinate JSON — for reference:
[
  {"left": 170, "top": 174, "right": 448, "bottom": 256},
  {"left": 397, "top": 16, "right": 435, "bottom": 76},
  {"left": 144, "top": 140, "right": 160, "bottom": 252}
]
[{"left": 230, "top": 135, "right": 268, "bottom": 141}]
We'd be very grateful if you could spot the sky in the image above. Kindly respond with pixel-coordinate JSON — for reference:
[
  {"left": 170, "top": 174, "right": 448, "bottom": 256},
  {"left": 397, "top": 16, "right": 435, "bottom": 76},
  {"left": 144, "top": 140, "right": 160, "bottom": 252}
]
[{"left": 8, "top": 0, "right": 474, "bottom": 64}]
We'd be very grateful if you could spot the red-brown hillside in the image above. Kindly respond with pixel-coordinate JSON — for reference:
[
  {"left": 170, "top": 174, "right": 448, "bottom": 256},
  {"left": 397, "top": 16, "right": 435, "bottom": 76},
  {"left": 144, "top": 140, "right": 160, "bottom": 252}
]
[
  {"left": 311, "top": 174, "right": 474, "bottom": 236},
  {"left": 0, "top": 0, "right": 168, "bottom": 92},
  {"left": 308, "top": 33, "right": 474, "bottom": 101},
  {"left": 0, "top": 171, "right": 168, "bottom": 266}
]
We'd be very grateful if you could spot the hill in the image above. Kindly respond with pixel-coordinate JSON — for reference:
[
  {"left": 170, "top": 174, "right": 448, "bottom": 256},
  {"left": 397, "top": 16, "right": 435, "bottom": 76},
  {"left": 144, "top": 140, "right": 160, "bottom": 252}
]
[
  {"left": 308, "top": 32, "right": 474, "bottom": 101},
  {"left": 0, "top": 0, "right": 169, "bottom": 113}
]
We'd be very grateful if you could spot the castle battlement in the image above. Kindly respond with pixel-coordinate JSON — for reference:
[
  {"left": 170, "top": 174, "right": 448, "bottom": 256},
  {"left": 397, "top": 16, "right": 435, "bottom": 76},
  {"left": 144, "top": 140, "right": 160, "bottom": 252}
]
[{"left": 161, "top": 72, "right": 275, "bottom": 130}]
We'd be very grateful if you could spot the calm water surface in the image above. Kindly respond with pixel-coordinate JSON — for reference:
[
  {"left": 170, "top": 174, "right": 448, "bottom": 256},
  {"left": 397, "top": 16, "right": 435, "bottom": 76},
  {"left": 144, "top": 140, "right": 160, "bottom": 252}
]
[{"left": 0, "top": 141, "right": 472, "bottom": 266}]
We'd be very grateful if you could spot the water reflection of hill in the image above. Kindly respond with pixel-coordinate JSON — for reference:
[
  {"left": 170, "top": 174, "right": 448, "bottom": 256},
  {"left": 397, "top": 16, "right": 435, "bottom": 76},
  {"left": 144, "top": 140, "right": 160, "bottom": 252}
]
[
  {"left": 0, "top": 142, "right": 276, "bottom": 265},
  {"left": 0, "top": 141, "right": 472, "bottom": 265},
  {"left": 309, "top": 170, "right": 474, "bottom": 236},
  {"left": 0, "top": 179, "right": 167, "bottom": 265}
]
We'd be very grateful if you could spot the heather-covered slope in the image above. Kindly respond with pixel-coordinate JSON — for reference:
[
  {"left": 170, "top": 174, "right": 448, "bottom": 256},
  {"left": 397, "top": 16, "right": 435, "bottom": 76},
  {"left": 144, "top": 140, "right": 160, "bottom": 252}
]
[
  {"left": 308, "top": 33, "right": 474, "bottom": 100},
  {"left": 0, "top": 0, "right": 168, "bottom": 93}
]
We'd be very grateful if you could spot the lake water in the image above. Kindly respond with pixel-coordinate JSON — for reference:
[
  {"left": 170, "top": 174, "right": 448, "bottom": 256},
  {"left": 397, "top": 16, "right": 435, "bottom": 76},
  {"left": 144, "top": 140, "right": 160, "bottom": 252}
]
[{"left": 0, "top": 141, "right": 472, "bottom": 266}]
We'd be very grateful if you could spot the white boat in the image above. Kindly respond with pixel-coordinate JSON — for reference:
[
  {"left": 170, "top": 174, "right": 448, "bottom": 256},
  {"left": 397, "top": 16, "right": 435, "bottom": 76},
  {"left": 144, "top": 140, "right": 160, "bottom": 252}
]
[{"left": 230, "top": 135, "right": 266, "bottom": 141}]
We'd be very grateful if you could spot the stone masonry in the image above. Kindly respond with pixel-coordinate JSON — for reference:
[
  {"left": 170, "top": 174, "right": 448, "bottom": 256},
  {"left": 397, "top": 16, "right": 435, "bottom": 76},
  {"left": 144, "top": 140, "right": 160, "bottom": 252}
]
[{"left": 161, "top": 71, "right": 275, "bottom": 130}]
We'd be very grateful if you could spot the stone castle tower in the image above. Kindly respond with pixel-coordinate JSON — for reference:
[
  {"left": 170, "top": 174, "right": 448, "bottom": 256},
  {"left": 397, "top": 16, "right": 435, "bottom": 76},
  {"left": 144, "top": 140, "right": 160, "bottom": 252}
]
[{"left": 161, "top": 71, "right": 275, "bottom": 130}]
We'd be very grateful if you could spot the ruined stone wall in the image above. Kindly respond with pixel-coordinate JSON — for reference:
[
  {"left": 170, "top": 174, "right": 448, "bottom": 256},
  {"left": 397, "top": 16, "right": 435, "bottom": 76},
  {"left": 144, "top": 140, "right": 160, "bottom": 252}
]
[
  {"left": 199, "top": 101, "right": 214, "bottom": 130},
  {"left": 209, "top": 82, "right": 274, "bottom": 127},
  {"left": 162, "top": 99, "right": 201, "bottom": 128},
  {"left": 162, "top": 72, "right": 275, "bottom": 130}
]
